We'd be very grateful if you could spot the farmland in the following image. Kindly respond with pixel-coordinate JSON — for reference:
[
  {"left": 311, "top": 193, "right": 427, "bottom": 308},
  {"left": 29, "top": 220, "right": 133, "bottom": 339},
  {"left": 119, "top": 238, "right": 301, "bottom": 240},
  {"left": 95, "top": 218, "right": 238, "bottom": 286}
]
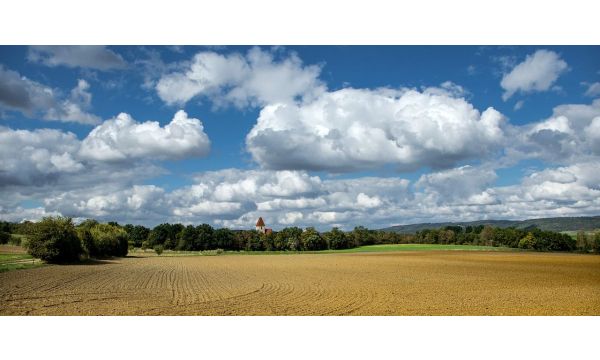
[
  {"left": 1, "top": 249, "right": 599, "bottom": 315},
  {"left": 0, "top": 245, "right": 42, "bottom": 273}
]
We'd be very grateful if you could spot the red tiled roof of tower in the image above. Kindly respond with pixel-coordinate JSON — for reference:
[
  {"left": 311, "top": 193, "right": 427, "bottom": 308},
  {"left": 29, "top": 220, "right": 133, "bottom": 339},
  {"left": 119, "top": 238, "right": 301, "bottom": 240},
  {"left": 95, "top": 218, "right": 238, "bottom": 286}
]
[{"left": 256, "top": 217, "right": 265, "bottom": 227}]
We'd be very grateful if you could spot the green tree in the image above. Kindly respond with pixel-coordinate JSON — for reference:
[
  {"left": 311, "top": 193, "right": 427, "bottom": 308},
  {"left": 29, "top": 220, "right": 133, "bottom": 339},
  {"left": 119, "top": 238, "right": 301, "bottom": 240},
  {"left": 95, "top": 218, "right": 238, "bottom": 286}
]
[
  {"left": 439, "top": 229, "right": 456, "bottom": 245},
  {"left": 301, "top": 227, "right": 327, "bottom": 251},
  {"left": 177, "top": 225, "right": 198, "bottom": 250},
  {"left": 518, "top": 233, "right": 537, "bottom": 250},
  {"left": 325, "top": 227, "right": 348, "bottom": 249},
  {"left": 148, "top": 224, "right": 171, "bottom": 247},
  {"left": 215, "top": 228, "right": 235, "bottom": 250},
  {"left": 196, "top": 224, "right": 215, "bottom": 250},
  {"left": 237, "top": 230, "right": 261, "bottom": 251},
  {"left": 576, "top": 230, "right": 591, "bottom": 252},
  {"left": 350, "top": 226, "right": 372, "bottom": 247},
  {"left": 78, "top": 219, "right": 99, "bottom": 230},
  {"left": 27, "top": 217, "right": 82, "bottom": 262},
  {"left": 480, "top": 225, "right": 495, "bottom": 246},
  {"left": 260, "top": 232, "right": 275, "bottom": 251},
  {"left": 274, "top": 227, "right": 302, "bottom": 251},
  {"left": 125, "top": 225, "right": 149, "bottom": 248}
]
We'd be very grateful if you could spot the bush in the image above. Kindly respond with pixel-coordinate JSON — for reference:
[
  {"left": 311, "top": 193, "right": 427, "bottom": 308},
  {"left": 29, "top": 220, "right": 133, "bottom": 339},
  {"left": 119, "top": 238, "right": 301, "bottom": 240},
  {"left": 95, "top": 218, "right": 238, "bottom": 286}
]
[
  {"left": 87, "top": 223, "right": 129, "bottom": 258},
  {"left": 0, "top": 231, "right": 9, "bottom": 244},
  {"left": 199, "top": 248, "right": 224, "bottom": 256},
  {"left": 518, "top": 233, "right": 537, "bottom": 250},
  {"left": 76, "top": 227, "right": 95, "bottom": 258},
  {"left": 26, "top": 217, "right": 82, "bottom": 262},
  {"left": 154, "top": 244, "right": 164, "bottom": 255}
]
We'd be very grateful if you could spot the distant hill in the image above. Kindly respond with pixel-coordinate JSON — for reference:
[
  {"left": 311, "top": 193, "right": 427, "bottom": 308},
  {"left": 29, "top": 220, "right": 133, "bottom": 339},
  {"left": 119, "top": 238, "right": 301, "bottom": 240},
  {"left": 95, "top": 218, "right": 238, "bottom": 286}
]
[{"left": 381, "top": 216, "right": 600, "bottom": 234}]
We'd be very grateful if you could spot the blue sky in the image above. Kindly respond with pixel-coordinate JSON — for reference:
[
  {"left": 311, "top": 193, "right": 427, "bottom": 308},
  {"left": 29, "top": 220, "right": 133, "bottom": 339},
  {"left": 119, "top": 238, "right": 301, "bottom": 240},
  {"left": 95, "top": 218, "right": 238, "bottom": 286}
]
[{"left": 1, "top": 45, "right": 599, "bottom": 229}]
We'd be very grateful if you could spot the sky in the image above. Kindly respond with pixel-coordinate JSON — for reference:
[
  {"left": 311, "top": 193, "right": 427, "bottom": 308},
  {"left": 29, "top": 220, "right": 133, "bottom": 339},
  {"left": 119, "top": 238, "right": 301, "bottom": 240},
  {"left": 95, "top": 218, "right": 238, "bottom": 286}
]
[{"left": 0, "top": 45, "right": 599, "bottom": 230}]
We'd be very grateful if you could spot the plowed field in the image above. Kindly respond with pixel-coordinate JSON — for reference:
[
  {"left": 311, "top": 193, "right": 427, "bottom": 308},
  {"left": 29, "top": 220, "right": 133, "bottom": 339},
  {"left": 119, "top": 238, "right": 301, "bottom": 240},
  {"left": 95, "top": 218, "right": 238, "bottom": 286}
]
[{"left": 1, "top": 251, "right": 599, "bottom": 315}]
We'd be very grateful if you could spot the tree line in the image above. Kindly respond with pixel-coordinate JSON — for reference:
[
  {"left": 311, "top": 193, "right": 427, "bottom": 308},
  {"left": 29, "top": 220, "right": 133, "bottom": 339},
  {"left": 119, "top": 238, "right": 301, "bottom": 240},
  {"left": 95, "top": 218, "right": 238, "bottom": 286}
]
[
  {"left": 0, "top": 217, "right": 598, "bottom": 263},
  {"left": 413, "top": 225, "right": 600, "bottom": 252}
]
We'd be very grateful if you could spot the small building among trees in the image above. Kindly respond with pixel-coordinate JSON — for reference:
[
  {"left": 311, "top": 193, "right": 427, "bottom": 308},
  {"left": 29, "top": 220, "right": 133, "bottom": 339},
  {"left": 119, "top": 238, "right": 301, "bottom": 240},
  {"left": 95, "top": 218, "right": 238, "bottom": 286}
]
[{"left": 255, "top": 217, "right": 272, "bottom": 235}]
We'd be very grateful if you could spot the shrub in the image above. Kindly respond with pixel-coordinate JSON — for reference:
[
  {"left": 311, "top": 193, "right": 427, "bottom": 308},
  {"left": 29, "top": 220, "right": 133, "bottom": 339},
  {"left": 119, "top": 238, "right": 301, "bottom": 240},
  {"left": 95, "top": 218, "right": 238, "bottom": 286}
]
[
  {"left": 76, "top": 227, "right": 95, "bottom": 258},
  {"left": 88, "top": 223, "right": 129, "bottom": 258},
  {"left": 26, "top": 217, "right": 82, "bottom": 262},
  {"left": 154, "top": 244, "right": 164, "bottom": 255},
  {"left": 0, "top": 231, "right": 9, "bottom": 244},
  {"left": 518, "top": 233, "right": 537, "bottom": 250}
]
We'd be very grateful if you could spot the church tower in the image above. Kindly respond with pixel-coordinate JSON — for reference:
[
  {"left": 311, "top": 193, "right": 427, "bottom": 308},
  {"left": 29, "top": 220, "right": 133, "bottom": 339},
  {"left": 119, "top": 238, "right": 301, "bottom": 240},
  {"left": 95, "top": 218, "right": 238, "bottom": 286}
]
[{"left": 256, "top": 217, "right": 266, "bottom": 233}]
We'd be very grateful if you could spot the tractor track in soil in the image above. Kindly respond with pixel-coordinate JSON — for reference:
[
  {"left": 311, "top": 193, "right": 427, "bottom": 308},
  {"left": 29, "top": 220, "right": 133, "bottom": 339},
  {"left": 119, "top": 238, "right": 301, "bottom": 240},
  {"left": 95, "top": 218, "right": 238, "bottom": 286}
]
[{"left": 1, "top": 251, "right": 599, "bottom": 315}]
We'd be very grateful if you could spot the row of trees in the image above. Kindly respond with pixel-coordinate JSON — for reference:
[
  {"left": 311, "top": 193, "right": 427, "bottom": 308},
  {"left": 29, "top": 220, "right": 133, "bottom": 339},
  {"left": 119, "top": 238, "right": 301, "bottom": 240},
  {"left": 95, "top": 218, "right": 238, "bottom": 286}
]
[
  {"left": 136, "top": 224, "right": 359, "bottom": 252},
  {"left": 131, "top": 224, "right": 416, "bottom": 252},
  {"left": 3, "top": 217, "right": 599, "bottom": 263},
  {"left": 414, "top": 225, "right": 600, "bottom": 253}
]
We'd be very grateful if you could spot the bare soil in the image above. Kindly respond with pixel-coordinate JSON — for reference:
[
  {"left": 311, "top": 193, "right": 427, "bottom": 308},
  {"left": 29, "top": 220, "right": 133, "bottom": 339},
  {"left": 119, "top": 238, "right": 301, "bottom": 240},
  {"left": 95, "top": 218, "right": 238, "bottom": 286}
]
[
  {"left": 0, "top": 245, "right": 27, "bottom": 254},
  {"left": 1, "top": 251, "right": 598, "bottom": 315}
]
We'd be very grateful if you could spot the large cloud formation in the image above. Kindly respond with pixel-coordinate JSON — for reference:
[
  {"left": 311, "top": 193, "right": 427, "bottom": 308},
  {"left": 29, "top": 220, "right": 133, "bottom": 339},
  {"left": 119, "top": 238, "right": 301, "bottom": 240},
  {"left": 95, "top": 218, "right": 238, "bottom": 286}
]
[
  {"left": 8, "top": 162, "right": 596, "bottom": 230},
  {"left": 0, "top": 126, "right": 83, "bottom": 186},
  {"left": 500, "top": 49, "right": 568, "bottom": 100},
  {"left": 247, "top": 87, "right": 506, "bottom": 172},
  {"left": 508, "top": 98, "right": 600, "bottom": 162},
  {"left": 3, "top": 47, "right": 600, "bottom": 229},
  {"left": 7, "top": 95, "right": 594, "bottom": 229},
  {"left": 0, "top": 111, "right": 210, "bottom": 190},
  {"left": 0, "top": 65, "right": 101, "bottom": 124},
  {"left": 156, "top": 47, "right": 324, "bottom": 107},
  {"left": 80, "top": 110, "right": 210, "bottom": 161}
]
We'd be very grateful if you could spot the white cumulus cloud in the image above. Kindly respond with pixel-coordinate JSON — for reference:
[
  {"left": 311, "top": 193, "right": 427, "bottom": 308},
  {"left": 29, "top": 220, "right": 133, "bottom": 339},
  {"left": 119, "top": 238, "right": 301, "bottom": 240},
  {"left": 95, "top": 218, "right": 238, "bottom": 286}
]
[
  {"left": 500, "top": 49, "right": 568, "bottom": 100},
  {"left": 0, "top": 126, "right": 83, "bottom": 186},
  {"left": 507, "top": 99, "right": 600, "bottom": 163},
  {"left": 80, "top": 110, "right": 210, "bottom": 161},
  {"left": 156, "top": 47, "right": 325, "bottom": 108},
  {"left": 247, "top": 87, "right": 505, "bottom": 172}
]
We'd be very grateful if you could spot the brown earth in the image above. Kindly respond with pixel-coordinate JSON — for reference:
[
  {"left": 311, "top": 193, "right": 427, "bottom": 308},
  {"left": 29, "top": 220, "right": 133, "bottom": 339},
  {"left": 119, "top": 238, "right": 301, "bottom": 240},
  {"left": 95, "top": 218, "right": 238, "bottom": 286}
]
[
  {"left": 0, "top": 245, "right": 27, "bottom": 254},
  {"left": 1, "top": 251, "right": 599, "bottom": 315}
]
